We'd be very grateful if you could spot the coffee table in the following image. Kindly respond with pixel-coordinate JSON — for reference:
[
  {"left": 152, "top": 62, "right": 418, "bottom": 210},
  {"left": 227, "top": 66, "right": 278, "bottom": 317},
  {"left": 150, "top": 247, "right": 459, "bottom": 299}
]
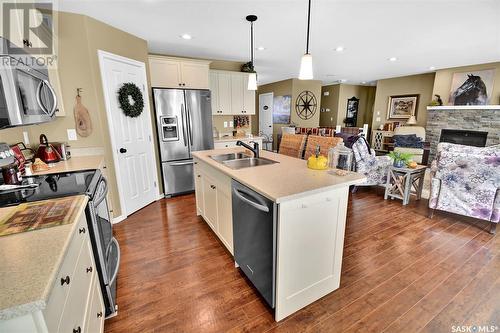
[{"left": 384, "top": 164, "right": 427, "bottom": 205}]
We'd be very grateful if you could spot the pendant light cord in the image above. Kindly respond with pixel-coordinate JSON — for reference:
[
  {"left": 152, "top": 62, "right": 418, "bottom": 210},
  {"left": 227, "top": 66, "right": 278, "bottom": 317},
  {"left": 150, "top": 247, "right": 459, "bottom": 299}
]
[
  {"left": 306, "top": 0, "right": 311, "bottom": 54},
  {"left": 250, "top": 21, "right": 254, "bottom": 67}
]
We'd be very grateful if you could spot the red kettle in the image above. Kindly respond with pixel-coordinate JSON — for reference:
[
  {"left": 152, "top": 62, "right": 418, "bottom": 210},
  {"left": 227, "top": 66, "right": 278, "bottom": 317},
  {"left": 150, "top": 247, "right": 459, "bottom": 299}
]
[{"left": 36, "top": 134, "right": 61, "bottom": 163}]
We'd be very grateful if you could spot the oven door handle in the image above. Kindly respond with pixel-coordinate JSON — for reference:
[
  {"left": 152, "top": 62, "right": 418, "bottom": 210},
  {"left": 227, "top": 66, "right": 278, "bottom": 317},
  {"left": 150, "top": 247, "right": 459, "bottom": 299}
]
[
  {"left": 36, "top": 80, "right": 58, "bottom": 117},
  {"left": 106, "top": 237, "right": 121, "bottom": 285},
  {"left": 93, "top": 177, "right": 108, "bottom": 207}
]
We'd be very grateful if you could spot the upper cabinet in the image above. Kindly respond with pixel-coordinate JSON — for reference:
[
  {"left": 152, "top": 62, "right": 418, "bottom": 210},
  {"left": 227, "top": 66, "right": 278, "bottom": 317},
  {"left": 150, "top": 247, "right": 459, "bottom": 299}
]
[
  {"left": 148, "top": 55, "right": 210, "bottom": 89},
  {"left": 210, "top": 70, "right": 255, "bottom": 115}
]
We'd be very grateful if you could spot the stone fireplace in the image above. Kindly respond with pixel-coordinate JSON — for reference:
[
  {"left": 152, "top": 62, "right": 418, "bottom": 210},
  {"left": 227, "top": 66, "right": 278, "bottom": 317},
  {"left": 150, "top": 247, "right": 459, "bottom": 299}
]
[{"left": 426, "top": 107, "right": 500, "bottom": 162}]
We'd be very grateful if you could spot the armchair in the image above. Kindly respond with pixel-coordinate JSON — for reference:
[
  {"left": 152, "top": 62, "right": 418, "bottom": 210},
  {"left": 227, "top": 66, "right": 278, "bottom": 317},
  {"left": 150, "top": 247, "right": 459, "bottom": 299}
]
[
  {"left": 352, "top": 136, "right": 392, "bottom": 188},
  {"left": 429, "top": 142, "right": 500, "bottom": 234},
  {"left": 393, "top": 126, "right": 428, "bottom": 164}
]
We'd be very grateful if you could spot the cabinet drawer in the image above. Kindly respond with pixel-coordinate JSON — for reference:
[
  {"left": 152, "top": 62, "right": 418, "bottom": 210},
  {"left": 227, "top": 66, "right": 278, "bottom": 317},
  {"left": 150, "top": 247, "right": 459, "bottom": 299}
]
[
  {"left": 85, "top": 274, "right": 105, "bottom": 333},
  {"left": 58, "top": 239, "right": 95, "bottom": 333},
  {"left": 43, "top": 214, "right": 88, "bottom": 333}
]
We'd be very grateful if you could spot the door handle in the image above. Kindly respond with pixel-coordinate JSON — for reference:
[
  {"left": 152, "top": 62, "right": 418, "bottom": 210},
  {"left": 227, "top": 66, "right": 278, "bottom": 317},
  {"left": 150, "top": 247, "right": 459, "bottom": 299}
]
[
  {"left": 233, "top": 188, "right": 269, "bottom": 212},
  {"left": 119, "top": 148, "right": 127, "bottom": 153},
  {"left": 180, "top": 104, "right": 188, "bottom": 147}
]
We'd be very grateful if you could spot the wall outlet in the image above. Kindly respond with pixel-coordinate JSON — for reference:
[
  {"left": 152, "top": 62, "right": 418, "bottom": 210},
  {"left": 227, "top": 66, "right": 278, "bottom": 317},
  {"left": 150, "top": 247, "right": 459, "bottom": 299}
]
[
  {"left": 330, "top": 117, "right": 334, "bottom": 122},
  {"left": 22, "top": 131, "right": 30, "bottom": 145},
  {"left": 326, "top": 108, "right": 330, "bottom": 112},
  {"left": 223, "top": 121, "right": 228, "bottom": 128},
  {"left": 229, "top": 121, "right": 234, "bottom": 127},
  {"left": 67, "top": 129, "right": 78, "bottom": 141},
  {"left": 376, "top": 117, "right": 381, "bottom": 122},
  {"left": 323, "top": 91, "right": 330, "bottom": 96}
]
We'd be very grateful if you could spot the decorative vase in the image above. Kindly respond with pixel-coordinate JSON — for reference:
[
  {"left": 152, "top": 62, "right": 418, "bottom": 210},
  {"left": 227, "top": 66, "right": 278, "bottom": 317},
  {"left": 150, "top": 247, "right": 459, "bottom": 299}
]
[{"left": 393, "top": 160, "right": 405, "bottom": 168}]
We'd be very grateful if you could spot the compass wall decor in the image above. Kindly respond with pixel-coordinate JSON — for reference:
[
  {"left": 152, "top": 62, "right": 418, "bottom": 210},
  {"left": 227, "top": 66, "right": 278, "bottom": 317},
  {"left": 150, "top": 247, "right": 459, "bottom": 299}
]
[{"left": 295, "top": 90, "right": 317, "bottom": 120}]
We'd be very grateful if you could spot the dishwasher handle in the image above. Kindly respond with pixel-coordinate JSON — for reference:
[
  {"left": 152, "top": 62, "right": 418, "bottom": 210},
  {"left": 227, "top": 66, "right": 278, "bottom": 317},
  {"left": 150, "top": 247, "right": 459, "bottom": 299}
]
[{"left": 233, "top": 188, "right": 269, "bottom": 213}]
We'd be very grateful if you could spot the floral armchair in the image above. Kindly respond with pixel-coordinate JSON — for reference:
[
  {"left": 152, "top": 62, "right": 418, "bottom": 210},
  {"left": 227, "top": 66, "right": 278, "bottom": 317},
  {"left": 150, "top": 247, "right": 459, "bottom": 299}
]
[
  {"left": 352, "top": 136, "right": 392, "bottom": 188},
  {"left": 429, "top": 142, "right": 500, "bottom": 234}
]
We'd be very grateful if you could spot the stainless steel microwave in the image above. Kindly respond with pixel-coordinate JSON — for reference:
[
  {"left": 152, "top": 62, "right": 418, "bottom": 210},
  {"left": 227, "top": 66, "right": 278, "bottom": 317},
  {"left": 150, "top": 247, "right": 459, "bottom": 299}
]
[{"left": 0, "top": 41, "right": 58, "bottom": 129}]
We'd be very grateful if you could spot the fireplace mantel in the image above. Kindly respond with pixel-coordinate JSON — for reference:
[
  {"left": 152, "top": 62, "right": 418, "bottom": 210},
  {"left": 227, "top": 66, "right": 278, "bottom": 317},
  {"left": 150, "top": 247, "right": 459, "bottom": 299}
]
[{"left": 427, "top": 105, "right": 500, "bottom": 110}]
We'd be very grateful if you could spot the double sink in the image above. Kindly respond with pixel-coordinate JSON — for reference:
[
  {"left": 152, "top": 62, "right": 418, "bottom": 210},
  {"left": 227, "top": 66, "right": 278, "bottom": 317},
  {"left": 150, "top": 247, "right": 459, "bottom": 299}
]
[{"left": 210, "top": 152, "right": 278, "bottom": 170}]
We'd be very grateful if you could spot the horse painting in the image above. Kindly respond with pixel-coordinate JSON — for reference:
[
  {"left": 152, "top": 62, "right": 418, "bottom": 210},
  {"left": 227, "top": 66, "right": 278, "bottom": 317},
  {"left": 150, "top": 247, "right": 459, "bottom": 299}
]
[{"left": 450, "top": 74, "right": 489, "bottom": 105}]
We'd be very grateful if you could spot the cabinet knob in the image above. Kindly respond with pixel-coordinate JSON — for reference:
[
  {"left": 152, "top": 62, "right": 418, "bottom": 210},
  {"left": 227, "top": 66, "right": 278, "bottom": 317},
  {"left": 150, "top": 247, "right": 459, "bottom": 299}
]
[
  {"left": 97, "top": 311, "right": 103, "bottom": 318},
  {"left": 73, "top": 327, "right": 81, "bottom": 333},
  {"left": 86, "top": 266, "right": 93, "bottom": 273},
  {"left": 197, "top": 175, "right": 201, "bottom": 178},
  {"left": 79, "top": 227, "right": 86, "bottom": 234},
  {"left": 210, "top": 185, "right": 216, "bottom": 189},
  {"left": 60, "top": 275, "right": 70, "bottom": 286}
]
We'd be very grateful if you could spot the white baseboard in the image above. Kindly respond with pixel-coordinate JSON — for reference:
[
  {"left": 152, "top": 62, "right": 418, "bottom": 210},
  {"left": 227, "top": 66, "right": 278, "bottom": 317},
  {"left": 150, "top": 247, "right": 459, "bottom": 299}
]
[
  {"left": 112, "top": 214, "right": 127, "bottom": 224},
  {"left": 157, "top": 193, "right": 165, "bottom": 200}
]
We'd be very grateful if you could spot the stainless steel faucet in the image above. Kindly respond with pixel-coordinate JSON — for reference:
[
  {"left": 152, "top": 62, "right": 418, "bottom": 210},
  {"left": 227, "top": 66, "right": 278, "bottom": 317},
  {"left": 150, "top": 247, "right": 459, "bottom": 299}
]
[{"left": 236, "top": 140, "right": 259, "bottom": 158}]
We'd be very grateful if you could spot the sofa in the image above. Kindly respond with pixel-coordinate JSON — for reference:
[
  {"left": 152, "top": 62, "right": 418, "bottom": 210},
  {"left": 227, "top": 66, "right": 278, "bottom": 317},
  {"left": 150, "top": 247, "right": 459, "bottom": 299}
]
[{"left": 429, "top": 142, "right": 500, "bottom": 234}]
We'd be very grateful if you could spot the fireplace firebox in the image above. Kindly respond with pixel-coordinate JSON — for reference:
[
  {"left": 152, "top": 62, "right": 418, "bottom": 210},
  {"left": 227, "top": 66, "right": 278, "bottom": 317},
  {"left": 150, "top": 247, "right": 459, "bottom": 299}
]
[{"left": 439, "top": 129, "right": 488, "bottom": 147}]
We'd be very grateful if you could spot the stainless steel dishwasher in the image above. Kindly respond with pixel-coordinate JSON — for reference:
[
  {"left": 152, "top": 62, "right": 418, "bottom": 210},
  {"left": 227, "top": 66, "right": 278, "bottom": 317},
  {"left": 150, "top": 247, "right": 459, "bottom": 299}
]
[{"left": 232, "top": 180, "right": 277, "bottom": 308}]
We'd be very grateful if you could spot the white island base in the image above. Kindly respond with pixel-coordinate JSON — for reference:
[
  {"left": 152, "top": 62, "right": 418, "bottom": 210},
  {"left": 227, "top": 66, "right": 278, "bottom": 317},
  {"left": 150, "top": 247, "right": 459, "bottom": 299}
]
[{"left": 192, "top": 148, "right": 365, "bottom": 321}]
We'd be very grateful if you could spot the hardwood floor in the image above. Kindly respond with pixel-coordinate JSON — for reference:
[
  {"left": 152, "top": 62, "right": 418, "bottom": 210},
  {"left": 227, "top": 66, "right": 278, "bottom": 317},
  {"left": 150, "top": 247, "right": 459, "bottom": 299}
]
[{"left": 104, "top": 188, "right": 499, "bottom": 333}]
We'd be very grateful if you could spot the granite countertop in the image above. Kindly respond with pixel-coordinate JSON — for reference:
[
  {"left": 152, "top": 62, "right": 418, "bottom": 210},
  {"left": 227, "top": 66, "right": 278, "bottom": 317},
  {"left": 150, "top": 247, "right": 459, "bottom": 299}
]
[
  {"left": 0, "top": 195, "right": 88, "bottom": 320},
  {"left": 192, "top": 148, "right": 366, "bottom": 203},
  {"left": 214, "top": 136, "right": 264, "bottom": 143},
  {"left": 32, "top": 155, "right": 104, "bottom": 176}
]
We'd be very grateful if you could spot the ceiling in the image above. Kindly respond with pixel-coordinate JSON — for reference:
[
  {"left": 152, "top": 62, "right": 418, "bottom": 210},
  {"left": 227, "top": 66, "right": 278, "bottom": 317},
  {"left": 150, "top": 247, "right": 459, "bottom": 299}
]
[{"left": 59, "top": 0, "right": 500, "bottom": 85}]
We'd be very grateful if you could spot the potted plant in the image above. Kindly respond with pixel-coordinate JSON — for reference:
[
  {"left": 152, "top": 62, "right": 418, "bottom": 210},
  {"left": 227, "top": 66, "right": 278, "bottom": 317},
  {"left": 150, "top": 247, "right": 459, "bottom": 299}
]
[{"left": 388, "top": 151, "right": 413, "bottom": 168}]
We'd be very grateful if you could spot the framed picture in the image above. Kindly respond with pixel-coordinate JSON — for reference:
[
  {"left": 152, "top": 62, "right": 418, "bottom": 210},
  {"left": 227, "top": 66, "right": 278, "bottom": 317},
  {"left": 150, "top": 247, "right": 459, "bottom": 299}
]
[
  {"left": 344, "top": 96, "right": 359, "bottom": 127},
  {"left": 449, "top": 69, "right": 495, "bottom": 105},
  {"left": 387, "top": 94, "right": 419, "bottom": 120},
  {"left": 273, "top": 95, "right": 291, "bottom": 124}
]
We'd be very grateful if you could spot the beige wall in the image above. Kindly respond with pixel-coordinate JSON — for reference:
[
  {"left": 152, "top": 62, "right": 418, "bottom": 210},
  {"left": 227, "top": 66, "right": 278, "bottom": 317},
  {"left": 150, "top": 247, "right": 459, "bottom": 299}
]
[
  {"left": 0, "top": 12, "right": 150, "bottom": 218},
  {"left": 320, "top": 84, "right": 375, "bottom": 128},
  {"left": 319, "top": 84, "right": 340, "bottom": 127},
  {"left": 372, "top": 73, "right": 435, "bottom": 129},
  {"left": 256, "top": 79, "right": 322, "bottom": 150},
  {"left": 433, "top": 62, "right": 500, "bottom": 105}
]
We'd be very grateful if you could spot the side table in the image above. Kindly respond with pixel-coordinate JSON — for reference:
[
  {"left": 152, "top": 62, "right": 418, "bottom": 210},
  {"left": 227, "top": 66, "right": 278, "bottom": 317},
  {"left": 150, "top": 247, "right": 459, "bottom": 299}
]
[{"left": 384, "top": 165, "right": 427, "bottom": 205}]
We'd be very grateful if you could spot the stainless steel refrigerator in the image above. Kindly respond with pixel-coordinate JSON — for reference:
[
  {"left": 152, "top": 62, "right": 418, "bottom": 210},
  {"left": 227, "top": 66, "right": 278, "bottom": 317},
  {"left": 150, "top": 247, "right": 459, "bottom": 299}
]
[{"left": 153, "top": 88, "right": 214, "bottom": 196}]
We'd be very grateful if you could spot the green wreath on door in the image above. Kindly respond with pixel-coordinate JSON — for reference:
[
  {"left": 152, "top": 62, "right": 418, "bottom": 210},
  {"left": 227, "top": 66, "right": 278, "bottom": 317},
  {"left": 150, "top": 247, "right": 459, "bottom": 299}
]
[{"left": 118, "top": 82, "right": 144, "bottom": 118}]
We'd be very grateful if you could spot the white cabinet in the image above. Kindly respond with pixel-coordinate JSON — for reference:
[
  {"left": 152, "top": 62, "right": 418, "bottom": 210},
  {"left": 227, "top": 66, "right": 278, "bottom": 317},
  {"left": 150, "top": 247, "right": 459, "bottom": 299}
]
[
  {"left": 149, "top": 56, "right": 210, "bottom": 89},
  {"left": 194, "top": 157, "right": 233, "bottom": 254},
  {"left": 210, "top": 71, "right": 232, "bottom": 115},
  {"left": 0, "top": 212, "right": 105, "bottom": 333},
  {"left": 194, "top": 163, "right": 204, "bottom": 216},
  {"left": 202, "top": 173, "right": 218, "bottom": 232},
  {"left": 210, "top": 70, "right": 256, "bottom": 115}
]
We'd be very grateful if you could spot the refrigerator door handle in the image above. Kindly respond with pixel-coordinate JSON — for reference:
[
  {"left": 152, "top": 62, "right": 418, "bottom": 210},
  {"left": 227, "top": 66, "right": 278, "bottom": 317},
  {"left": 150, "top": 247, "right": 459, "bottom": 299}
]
[
  {"left": 187, "top": 106, "right": 194, "bottom": 144},
  {"left": 170, "top": 161, "right": 194, "bottom": 166},
  {"left": 180, "top": 104, "right": 188, "bottom": 147}
]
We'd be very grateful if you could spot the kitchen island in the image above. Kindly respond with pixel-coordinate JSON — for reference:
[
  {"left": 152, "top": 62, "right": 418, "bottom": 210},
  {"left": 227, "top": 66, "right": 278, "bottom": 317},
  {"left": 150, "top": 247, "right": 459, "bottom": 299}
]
[{"left": 192, "top": 148, "right": 365, "bottom": 321}]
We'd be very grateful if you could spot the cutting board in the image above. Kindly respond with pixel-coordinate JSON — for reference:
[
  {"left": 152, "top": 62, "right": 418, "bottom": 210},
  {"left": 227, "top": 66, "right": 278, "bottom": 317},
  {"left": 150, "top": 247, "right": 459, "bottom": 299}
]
[
  {"left": 74, "top": 95, "right": 93, "bottom": 137},
  {"left": 0, "top": 196, "right": 85, "bottom": 237}
]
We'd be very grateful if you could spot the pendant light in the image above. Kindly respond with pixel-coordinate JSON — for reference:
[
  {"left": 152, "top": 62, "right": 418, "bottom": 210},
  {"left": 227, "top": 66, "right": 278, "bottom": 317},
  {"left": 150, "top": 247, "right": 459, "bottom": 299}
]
[
  {"left": 299, "top": 0, "right": 313, "bottom": 80},
  {"left": 246, "top": 15, "right": 258, "bottom": 90}
]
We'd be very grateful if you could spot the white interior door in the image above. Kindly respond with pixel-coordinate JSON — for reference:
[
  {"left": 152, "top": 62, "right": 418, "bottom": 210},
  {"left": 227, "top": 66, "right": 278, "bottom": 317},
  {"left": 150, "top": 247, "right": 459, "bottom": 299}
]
[
  {"left": 259, "top": 93, "right": 273, "bottom": 137},
  {"left": 98, "top": 50, "right": 159, "bottom": 217}
]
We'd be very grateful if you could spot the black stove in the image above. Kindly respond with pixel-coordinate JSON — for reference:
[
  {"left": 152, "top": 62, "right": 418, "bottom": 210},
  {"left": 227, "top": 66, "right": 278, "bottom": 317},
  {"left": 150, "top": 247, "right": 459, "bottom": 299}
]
[{"left": 0, "top": 169, "right": 100, "bottom": 207}]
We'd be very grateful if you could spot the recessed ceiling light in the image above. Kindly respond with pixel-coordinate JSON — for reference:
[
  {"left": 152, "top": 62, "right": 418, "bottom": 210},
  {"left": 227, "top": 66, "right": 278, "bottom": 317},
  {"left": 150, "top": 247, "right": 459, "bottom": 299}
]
[
  {"left": 335, "top": 46, "right": 345, "bottom": 52},
  {"left": 361, "top": 81, "right": 367, "bottom": 84},
  {"left": 180, "top": 34, "right": 192, "bottom": 40},
  {"left": 429, "top": 66, "right": 436, "bottom": 70},
  {"left": 257, "top": 46, "right": 265, "bottom": 51},
  {"left": 388, "top": 57, "right": 397, "bottom": 62}
]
